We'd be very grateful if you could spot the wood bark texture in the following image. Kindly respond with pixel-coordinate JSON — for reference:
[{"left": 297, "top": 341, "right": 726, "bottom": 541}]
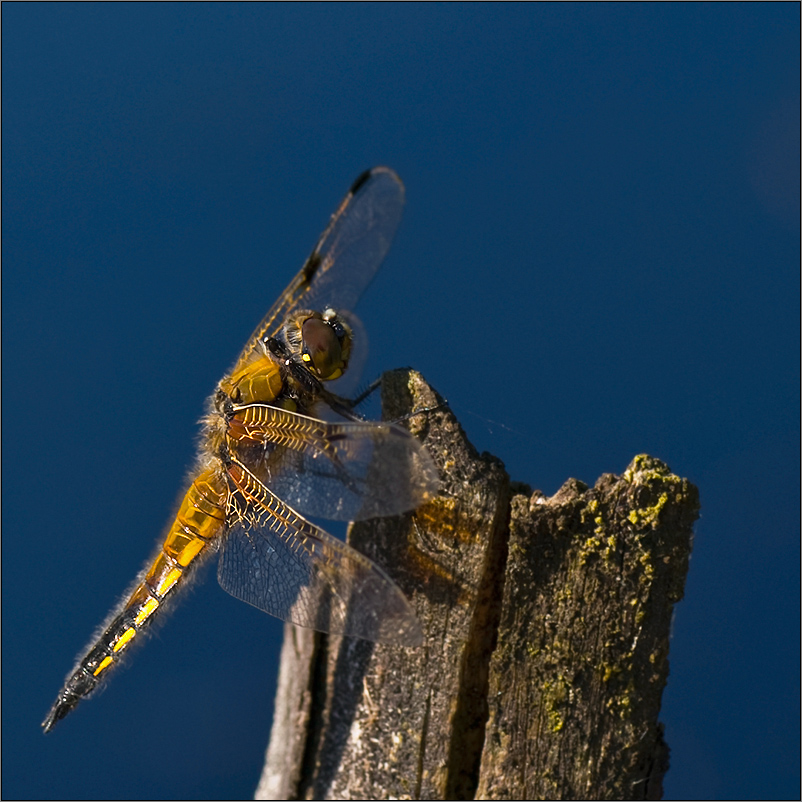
[{"left": 255, "top": 369, "right": 699, "bottom": 801}]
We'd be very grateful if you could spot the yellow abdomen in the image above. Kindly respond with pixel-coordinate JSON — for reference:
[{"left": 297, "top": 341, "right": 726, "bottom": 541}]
[{"left": 42, "top": 467, "right": 230, "bottom": 731}]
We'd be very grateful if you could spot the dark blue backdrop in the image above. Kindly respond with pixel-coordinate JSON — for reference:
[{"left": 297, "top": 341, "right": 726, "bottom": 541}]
[{"left": 3, "top": 4, "right": 798, "bottom": 799}]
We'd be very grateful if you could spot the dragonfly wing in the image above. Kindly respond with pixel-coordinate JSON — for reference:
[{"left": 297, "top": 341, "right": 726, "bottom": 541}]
[
  {"left": 265, "top": 421, "right": 439, "bottom": 521},
  {"left": 232, "top": 405, "right": 440, "bottom": 521},
  {"left": 235, "top": 167, "right": 405, "bottom": 367},
  {"left": 218, "top": 460, "right": 422, "bottom": 646}
]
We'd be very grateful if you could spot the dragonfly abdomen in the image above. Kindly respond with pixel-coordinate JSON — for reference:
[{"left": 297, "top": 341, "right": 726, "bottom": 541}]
[{"left": 42, "top": 468, "right": 229, "bottom": 732}]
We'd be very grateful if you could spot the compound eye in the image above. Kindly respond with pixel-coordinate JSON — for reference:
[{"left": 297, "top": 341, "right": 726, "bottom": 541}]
[{"left": 301, "top": 317, "right": 344, "bottom": 379}]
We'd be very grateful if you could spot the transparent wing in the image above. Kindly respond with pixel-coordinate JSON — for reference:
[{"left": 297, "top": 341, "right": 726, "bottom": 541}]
[
  {"left": 233, "top": 167, "right": 405, "bottom": 370},
  {"left": 219, "top": 458, "right": 422, "bottom": 646},
  {"left": 229, "top": 405, "right": 440, "bottom": 521}
]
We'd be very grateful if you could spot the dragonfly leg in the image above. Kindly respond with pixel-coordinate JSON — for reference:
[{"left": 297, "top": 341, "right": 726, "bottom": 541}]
[
  {"left": 348, "top": 376, "right": 383, "bottom": 408},
  {"left": 349, "top": 376, "right": 449, "bottom": 424}
]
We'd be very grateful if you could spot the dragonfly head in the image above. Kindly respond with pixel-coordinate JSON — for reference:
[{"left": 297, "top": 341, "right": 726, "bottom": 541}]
[{"left": 285, "top": 309, "right": 353, "bottom": 382}]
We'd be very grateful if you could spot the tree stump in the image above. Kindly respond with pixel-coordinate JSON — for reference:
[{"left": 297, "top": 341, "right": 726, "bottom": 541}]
[{"left": 256, "top": 370, "right": 699, "bottom": 801}]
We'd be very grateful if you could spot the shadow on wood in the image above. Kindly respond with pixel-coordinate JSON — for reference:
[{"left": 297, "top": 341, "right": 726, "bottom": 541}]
[{"left": 256, "top": 369, "right": 699, "bottom": 801}]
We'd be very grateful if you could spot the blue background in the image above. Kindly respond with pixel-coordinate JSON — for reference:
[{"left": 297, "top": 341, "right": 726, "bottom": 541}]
[{"left": 3, "top": 4, "right": 798, "bottom": 799}]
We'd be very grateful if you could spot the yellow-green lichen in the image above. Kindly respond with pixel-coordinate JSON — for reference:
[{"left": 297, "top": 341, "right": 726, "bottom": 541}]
[
  {"left": 508, "top": 538, "right": 526, "bottom": 559},
  {"left": 605, "top": 677, "right": 636, "bottom": 720},
  {"left": 638, "top": 548, "right": 655, "bottom": 579},
  {"left": 578, "top": 505, "right": 618, "bottom": 564},
  {"left": 628, "top": 491, "right": 669, "bottom": 527},
  {"left": 600, "top": 663, "right": 622, "bottom": 682},
  {"left": 542, "top": 674, "right": 571, "bottom": 732},
  {"left": 547, "top": 707, "right": 564, "bottom": 732},
  {"left": 623, "top": 454, "right": 681, "bottom": 486},
  {"left": 580, "top": 498, "right": 599, "bottom": 524}
]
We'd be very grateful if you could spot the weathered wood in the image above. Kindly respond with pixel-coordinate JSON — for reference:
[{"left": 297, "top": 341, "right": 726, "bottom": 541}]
[{"left": 255, "top": 370, "right": 699, "bottom": 801}]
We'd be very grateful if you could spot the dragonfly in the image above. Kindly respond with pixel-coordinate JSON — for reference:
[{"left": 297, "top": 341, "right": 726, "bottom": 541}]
[{"left": 43, "top": 167, "right": 439, "bottom": 733}]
